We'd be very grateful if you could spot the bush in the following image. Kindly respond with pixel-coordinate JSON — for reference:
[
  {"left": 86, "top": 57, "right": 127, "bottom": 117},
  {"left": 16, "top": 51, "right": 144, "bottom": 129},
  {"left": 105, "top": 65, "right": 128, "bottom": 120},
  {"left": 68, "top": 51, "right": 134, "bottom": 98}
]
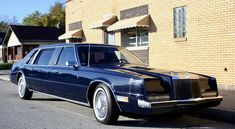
[{"left": 0, "top": 63, "right": 13, "bottom": 70}]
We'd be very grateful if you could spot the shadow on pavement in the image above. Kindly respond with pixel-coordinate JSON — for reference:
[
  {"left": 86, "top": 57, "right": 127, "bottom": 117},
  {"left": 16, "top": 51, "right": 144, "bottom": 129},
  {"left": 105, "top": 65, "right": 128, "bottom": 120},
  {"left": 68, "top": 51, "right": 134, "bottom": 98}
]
[
  {"left": 114, "top": 115, "right": 210, "bottom": 128},
  {"left": 192, "top": 108, "right": 235, "bottom": 124}
]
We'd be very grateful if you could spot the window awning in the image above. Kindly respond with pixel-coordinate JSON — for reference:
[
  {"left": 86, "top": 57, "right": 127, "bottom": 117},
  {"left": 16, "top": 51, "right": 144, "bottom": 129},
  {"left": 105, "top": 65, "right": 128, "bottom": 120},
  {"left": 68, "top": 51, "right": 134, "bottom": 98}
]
[
  {"left": 58, "top": 29, "right": 83, "bottom": 40},
  {"left": 107, "top": 15, "right": 150, "bottom": 31},
  {"left": 89, "top": 16, "right": 118, "bottom": 29}
]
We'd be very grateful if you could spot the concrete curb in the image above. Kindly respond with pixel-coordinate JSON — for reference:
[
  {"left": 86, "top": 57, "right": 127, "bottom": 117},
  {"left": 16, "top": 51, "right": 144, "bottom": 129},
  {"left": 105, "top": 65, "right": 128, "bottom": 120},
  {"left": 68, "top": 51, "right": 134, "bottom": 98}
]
[
  {"left": 0, "top": 75, "right": 10, "bottom": 81},
  {"left": 218, "top": 85, "right": 235, "bottom": 91}
]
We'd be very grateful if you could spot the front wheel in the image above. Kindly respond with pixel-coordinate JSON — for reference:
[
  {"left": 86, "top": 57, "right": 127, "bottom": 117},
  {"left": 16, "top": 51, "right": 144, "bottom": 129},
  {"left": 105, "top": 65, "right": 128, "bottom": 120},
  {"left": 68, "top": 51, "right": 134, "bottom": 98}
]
[
  {"left": 18, "top": 75, "right": 33, "bottom": 100},
  {"left": 93, "top": 84, "right": 119, "bottom": 124}
]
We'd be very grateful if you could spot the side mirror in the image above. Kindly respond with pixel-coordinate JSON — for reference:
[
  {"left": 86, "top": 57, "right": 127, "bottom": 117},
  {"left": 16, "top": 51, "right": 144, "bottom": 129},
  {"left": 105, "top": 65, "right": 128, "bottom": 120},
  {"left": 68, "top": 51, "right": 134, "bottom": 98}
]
[{"left": 66, "top": 61, "right": 79, "bottom": 70}]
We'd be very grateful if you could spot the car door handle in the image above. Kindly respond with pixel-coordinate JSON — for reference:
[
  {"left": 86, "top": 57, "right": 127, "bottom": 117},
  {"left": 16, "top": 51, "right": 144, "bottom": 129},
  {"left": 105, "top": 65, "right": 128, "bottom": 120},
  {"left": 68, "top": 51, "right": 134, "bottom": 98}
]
[{"left": 52, "top": 70, "right": 59, "bottom": 74}]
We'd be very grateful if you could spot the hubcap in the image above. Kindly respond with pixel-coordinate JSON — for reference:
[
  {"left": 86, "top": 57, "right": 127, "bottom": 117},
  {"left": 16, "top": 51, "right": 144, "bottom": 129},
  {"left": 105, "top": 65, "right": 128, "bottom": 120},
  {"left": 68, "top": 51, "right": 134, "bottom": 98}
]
[
  {"left": 94, "top": 88, "right": 108, "bottom": 119},
  {"left": 18, "top": 77, "right": 26, "bottom": 97}
]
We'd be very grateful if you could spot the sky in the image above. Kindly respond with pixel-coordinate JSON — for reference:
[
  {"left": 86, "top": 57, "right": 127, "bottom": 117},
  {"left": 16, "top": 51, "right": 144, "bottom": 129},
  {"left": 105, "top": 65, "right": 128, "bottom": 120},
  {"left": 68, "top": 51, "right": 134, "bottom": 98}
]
[{"left": 0, "top": 0, "right": 66, "bottom": 23}]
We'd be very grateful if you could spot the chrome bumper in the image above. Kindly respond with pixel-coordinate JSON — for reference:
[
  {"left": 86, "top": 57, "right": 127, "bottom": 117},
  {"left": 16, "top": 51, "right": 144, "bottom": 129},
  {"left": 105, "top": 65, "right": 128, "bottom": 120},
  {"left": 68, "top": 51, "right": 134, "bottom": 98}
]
[{"left": 138, "top": 96, "right": 223, "bottom": 108}]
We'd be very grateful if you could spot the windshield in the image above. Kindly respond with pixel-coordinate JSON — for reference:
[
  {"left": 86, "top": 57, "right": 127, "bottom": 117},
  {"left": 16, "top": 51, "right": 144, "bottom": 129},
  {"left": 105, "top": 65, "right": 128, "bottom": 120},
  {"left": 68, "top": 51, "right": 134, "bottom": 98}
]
[{"left": 77, "top": 46, "right": 146, "bottom": 66}]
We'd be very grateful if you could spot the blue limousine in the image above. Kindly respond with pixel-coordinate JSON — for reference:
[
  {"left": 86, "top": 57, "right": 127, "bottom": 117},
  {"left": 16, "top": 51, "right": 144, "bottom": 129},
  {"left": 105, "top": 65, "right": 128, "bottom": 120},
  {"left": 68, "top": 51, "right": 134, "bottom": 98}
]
[{"left": 10, "top": 43, "right": 223, "bottom": 124}]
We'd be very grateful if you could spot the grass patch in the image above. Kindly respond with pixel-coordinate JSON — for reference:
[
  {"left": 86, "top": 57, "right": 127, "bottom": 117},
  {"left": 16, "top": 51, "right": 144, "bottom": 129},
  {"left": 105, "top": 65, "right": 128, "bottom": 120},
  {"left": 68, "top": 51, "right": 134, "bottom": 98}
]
[{"left": 0, "top": 63, "right": 13, "bottom": 70}]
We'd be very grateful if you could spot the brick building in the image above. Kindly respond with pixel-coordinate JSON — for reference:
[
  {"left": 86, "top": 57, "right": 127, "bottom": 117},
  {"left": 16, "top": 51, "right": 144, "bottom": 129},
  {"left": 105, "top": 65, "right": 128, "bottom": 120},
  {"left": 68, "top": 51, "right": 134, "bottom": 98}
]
[{"left": 60, "top": 0, "right": 235, "bottom": 87}]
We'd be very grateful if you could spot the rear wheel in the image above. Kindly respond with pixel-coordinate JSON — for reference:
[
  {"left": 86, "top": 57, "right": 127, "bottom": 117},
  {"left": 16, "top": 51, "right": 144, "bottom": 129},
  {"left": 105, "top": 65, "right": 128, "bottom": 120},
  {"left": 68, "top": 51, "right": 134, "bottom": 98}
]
[
  {"left": 93, "top": 83, "right": 119, "bottom": 124},
  {"left": 18, "top": 75, "right": 33, "bottom": 100}
]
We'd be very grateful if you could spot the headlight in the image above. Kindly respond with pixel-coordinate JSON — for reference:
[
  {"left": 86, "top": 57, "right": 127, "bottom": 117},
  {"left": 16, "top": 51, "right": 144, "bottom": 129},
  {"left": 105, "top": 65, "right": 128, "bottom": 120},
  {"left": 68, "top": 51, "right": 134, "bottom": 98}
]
[
  {"left": 145, "top": 79, "right": 165, "bottom": 93},
  {"left": 144, "top": 79, "right": 170, "bottom": 101}
]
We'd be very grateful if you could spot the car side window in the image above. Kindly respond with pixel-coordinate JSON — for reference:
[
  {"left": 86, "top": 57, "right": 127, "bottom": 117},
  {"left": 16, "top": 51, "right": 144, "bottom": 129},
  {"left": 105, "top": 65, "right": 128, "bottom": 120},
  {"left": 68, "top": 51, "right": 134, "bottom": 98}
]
[
  {"left": 77, "top": 46, "right": 88, "bottom": 66},
  {"left": 57, "top": 47, "right": 76, "bottom": 66},
  {"left": 35, "top": 49, "right": 54, "bottom": 65},
  {"left": 27, "top": 50, "right": 38, "bottom": 64}
]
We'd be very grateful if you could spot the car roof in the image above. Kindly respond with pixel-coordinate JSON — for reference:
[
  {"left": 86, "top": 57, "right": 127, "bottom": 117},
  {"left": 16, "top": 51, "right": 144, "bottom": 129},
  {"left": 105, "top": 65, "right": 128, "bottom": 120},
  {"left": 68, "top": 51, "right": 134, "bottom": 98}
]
[{"left": 39, "top": 43, "right": 119, "bottom": 49}]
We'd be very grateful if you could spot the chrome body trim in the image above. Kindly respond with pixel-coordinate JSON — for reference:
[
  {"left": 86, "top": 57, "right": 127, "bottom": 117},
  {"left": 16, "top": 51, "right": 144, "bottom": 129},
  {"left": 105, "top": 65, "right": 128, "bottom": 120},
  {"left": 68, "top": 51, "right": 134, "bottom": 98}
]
[
  {"left": 150, "top": 96, "right": 223, "bottom": 105},
  {"left": 29, "top": 89, "right": 90, "bottom": 107}
]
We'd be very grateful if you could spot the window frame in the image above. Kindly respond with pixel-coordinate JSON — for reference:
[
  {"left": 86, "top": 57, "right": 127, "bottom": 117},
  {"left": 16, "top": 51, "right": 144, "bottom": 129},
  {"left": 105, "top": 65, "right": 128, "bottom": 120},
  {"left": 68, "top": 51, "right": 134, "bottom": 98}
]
[
  {"left": 173, "top": 6, "right": 187, "bottom": 39},
  {"left": 123, "top": 27, "right": 149, "bottom": 50},
  {"left": 26, "top": 50, "right": 39, "bottom": 65}
]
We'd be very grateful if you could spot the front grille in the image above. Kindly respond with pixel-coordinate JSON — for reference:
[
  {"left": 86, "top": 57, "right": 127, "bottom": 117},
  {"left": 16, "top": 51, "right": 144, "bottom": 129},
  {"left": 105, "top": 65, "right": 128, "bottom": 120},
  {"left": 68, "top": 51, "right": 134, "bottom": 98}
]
[{"left": 173, "top": 79, "right": 201, "bottom": 100}]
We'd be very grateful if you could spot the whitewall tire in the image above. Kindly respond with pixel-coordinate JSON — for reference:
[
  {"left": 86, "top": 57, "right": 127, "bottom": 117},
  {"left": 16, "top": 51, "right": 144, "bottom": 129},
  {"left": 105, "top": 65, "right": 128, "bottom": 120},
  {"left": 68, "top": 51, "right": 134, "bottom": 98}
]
[
  {"left": 17, "top": 75, "right": 33, "bottom": 100},
  {"left": 93, "top": 83, "right": 119, "bottom": 124}
]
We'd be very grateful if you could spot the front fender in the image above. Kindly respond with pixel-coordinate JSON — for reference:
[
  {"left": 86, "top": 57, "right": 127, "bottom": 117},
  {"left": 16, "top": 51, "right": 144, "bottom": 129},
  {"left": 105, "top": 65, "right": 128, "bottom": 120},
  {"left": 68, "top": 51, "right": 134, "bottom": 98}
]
[{"left": 86, "top": 78, "right": 123, "bottom": 111}]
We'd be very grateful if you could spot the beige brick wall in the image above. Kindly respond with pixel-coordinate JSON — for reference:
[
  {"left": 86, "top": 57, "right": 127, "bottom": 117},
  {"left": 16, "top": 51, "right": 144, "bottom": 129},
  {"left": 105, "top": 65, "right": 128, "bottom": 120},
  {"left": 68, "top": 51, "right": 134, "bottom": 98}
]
[
  {"left": 149, "top": 0, "right": 235, "bottom": 86},
  {"left": 66, "top": 0, "right": 235, "bottom": 86}
]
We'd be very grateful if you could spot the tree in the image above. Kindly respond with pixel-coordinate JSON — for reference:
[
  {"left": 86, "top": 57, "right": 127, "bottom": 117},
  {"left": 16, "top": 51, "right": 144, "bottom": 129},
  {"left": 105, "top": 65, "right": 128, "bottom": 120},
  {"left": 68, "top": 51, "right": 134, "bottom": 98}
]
[
  {"left": 0, "top": 21, "right": 8, "bottom": 32},
  {"left": 22, "top": 11, "right": 45, "bottom": 26},
  {"left": 22, "top": 2, "right": 65, "bottom": 28},
  {"left": 48, "top": 2, "right": 65, "bottom": 28},
  {"left": 0, "top": 16, "right": 19, "bottom": 32}
]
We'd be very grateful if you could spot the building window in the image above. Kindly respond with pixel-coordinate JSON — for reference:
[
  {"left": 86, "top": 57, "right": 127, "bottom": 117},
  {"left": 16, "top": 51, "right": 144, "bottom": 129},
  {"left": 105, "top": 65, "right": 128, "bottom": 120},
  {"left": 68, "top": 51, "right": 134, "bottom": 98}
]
[
  {"left": 104, "top": 32, "right": 115, "bottom": 45},
  {"left": 123, "top": 27, "right": 149, "bottom": 48},
  {"left": 174, "top": 6, "right": 186, "bottom": 38}
]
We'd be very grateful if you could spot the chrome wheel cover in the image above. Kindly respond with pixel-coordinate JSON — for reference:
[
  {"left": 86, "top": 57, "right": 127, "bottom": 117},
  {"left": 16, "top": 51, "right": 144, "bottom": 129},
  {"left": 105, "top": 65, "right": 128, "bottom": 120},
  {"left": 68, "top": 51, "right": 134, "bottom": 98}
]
[
  {"left": 94, "top": 88, "right": 108, "bottom": 120},
  {"left": 18, "top": 76, "right": 26, "bottom": 98}
]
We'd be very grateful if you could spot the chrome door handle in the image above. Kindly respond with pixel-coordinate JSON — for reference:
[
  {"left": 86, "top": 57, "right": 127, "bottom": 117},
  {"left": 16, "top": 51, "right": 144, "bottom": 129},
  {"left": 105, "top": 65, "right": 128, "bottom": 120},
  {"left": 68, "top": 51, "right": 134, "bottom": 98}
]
[{"left": 52, "top": 70, "right": 59, "bottom": 74}]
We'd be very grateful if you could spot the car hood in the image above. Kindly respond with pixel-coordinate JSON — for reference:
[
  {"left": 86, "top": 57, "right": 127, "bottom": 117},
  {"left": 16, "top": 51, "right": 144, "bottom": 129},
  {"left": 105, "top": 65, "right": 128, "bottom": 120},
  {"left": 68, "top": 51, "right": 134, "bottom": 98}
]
[{"left": 96, "top": 65, "right": 205, "bottom": 80}]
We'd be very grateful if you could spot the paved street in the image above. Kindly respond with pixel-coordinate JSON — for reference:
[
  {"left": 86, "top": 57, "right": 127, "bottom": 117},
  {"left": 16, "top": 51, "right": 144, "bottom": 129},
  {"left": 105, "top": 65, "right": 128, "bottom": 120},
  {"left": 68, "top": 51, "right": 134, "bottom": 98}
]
[{"left": 0, "top": 80, "right": 234, "bottom": 129}]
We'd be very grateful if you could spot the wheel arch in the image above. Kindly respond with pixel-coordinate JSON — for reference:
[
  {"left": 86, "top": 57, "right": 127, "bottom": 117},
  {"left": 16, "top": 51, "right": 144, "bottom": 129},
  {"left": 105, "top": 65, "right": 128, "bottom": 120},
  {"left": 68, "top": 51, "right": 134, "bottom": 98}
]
[
  {"left": 16, "top": 71, "right": 24, "bottom": 82},
  {"left": 86, "top": 79, "right": 122, "bottom": 112}
]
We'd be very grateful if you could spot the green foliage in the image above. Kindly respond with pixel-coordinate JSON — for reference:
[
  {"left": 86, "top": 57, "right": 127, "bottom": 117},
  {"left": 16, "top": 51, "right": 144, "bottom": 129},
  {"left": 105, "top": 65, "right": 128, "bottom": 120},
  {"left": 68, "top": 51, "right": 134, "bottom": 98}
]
[
  {"left": 0, "top": 16, "right": 19, "bottom": 32},
  {"left": 0, "top": 21, "right": 8, "bottom": 32},
  {"left": 0, "top": 63, "right": 13, "bottom": 70},
  {"left": 22, "top": 2, "right": 65, "bottom": 28},
  {"left": 22, "top": 11, "right": 45, "bottom": 26}
]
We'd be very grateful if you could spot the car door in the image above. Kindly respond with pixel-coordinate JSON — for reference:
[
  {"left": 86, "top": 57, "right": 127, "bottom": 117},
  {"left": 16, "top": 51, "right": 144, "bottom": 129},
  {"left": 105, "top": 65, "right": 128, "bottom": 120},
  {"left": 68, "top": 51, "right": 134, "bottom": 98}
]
[
  {"left": 23, "top": 49, "right": 39, "bottom": 89},
  {"left": 49, "top": 47, "right": 81, "bottom": 101},
  {"left": 28, "top": 48, "right": 55, "bottom": 94}
]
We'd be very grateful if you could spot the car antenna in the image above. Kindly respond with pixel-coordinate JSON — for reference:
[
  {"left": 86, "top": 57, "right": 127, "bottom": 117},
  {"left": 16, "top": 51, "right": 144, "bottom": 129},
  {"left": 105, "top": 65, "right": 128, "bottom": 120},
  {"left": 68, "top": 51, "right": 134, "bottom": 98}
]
[{"left": 87, "top": 43, "right": 91, "bottom": 67}]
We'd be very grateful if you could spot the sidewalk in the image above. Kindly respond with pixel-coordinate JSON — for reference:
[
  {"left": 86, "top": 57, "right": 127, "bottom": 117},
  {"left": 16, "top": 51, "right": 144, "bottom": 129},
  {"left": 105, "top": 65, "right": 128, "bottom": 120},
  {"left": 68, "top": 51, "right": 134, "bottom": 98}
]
[{"left": 0, "top": 70, "right": 235, "bottom": 123}]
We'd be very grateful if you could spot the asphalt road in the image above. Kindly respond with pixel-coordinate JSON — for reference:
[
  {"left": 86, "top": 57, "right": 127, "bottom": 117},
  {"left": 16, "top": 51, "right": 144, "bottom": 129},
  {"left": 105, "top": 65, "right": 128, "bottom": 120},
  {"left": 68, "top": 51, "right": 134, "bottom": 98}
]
[{"left": 0, "top": 80, "right": 234, "bottom": 129}]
